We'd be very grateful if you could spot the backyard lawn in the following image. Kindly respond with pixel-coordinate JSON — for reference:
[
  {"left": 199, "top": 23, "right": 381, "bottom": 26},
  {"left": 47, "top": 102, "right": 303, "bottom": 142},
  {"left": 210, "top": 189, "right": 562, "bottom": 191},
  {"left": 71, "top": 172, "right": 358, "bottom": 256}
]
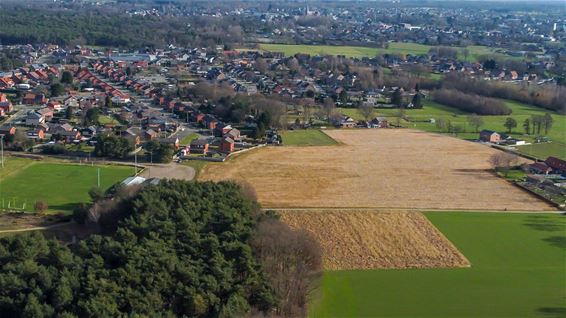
[
  {"left": 280, "top": 129, "right": 338, "bottom": 146},
  {"left": 180, "top": 132, "right": 200, "bottom": 145},
  {"left": 0, "top": 158, "right": 132, "bottom": 213},
  {"left": 310, "top": 212, "right": 566, "bottom": 317}
]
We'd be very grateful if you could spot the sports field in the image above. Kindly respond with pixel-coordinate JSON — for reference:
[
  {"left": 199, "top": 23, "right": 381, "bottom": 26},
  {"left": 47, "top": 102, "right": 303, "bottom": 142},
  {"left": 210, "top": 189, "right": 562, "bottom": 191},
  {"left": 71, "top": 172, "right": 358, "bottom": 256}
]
[
  {"left": 280, "top": 129, "right": 338, "bottom": 146},
  {"left": 338, "top": 99, "right": 566, "bottom": 159},
  {"left": 202, "top": 129, "right": 554, "bottom": 211},
  {"left": 310, "top": 212, "right": 566, "bottom": 318},
  {"left": 0, "top": 157, "right": 132, "bottom": 213}
]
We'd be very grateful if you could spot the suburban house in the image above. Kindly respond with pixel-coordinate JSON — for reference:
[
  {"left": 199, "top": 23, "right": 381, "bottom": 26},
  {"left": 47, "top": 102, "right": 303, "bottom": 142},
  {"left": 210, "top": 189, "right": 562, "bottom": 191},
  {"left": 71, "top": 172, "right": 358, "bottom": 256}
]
[
  {"left": 27, "top": 128, "right": 46, "bottom": 140},
  {"left": 0, "top": 126, "right": 16, "bottom": 136},
  {"left": 337, "top": 116, "right": 357, "bottom": 128},
  {"left": 370, "top": 117, "right": 388, "bottom": 128},
  {"left": 25, "top": 111, "right": 45, "bottom": 126},
  {"left": 0, "top": 94, "right": 13, "bottom": 113},
  {"left": 479, "top": 130, "right": 501, "bottom": 143},
  {"left": 144, "top": 129, "right": 158, "bottom": 140},
  {"left": 51, "top": 123, "right": 73, "bottom": 134},
  {"left": 189, "top": 139, "right": 209, "bottom": 154},
  {"left": 22, "top": 93, "right": 47, "bottom": 105},
  {"left": 122, "top": 128, "right": 142, "bottom": 145},
  {"left": 203, "top": 115, "right": 218, "bottom": 130},
  {"left": 59, "top": 130, "right": 81, "bottom": 143},
  {"left": 224, "top": 128, "right": 241, "bottom": 142},
  {"left": 47, "top": 100, "right": 63, "bottom": 112},
  {"left": 220, "top": 136, "right": 235, "bottom": 153},
  {"left": 158, "top": 137, "right": 180, "bottom": 150}
]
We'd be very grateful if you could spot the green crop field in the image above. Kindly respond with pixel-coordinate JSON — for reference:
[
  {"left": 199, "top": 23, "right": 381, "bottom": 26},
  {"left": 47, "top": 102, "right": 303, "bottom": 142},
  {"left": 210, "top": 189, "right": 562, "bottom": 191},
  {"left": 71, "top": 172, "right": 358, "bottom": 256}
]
[
  {"left": 338, "top": 99, "right": 566, "bottom": 159},
  {"left": 280, "top": 129, "right": 338, "bottom": 146},
  {"left": 0, "top": 158, "right": 133, "bottom": 213},
  {"left": 310, "top": 212, "right": 566, "bottom": 318}
]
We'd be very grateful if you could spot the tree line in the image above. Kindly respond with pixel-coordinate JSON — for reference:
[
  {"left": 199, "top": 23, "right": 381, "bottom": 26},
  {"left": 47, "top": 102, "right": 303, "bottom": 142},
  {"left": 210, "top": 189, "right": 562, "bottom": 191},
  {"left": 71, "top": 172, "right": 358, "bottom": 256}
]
[
  {"left": 442, "top": 74, "right": 566, "bottom": 114},
  {"left": 0, "top": 180, "right": 322, "bottom": 317},
  {"left": 0, "top": 7, "right": 243, "bottom": 49},
  {"left": 432, "top": 89, "right": 512, "bottom": 115}
]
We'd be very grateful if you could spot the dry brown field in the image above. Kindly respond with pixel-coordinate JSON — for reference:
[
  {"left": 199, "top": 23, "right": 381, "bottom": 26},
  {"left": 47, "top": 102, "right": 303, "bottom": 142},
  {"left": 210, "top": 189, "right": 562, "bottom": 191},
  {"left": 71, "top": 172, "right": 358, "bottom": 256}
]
[
  {"left": 201, "top": 129, "right": 554, "bottom": 211},
  {"left": 279, "top": 209, "right": 470, "bottom": 270}
]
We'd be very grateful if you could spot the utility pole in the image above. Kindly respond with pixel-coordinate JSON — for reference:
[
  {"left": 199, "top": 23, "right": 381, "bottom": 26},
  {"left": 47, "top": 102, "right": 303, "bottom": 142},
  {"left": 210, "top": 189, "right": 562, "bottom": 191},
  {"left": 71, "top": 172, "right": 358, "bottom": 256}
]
[
  {"left": 0, "top": 134, "right": 4, "bottom": 168},
  {"left": 97, "top": 168, "right": 100, "bottom": 188}
]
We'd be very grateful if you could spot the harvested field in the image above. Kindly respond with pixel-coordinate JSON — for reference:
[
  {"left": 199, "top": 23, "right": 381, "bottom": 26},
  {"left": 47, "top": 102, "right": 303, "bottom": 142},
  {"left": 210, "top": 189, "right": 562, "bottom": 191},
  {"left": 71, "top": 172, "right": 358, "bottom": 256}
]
[
  {"left": 279, "top": 210, "right": 470, "bottom": 270},
  {"left": 201, "top": 129, "right": 554, "bottom": 211}
]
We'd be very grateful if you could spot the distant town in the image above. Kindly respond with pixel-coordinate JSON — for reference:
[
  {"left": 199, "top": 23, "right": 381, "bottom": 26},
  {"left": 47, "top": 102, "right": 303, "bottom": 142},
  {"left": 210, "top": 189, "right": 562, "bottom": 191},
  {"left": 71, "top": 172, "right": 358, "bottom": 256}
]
[{"left": 0, "top": 1, "right": 564, "bottom": 317}]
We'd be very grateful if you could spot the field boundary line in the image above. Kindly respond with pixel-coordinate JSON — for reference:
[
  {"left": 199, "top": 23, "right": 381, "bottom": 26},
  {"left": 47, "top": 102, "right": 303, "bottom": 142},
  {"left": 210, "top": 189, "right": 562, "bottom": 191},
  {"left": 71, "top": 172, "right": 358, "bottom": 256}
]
[{"left": 263, "top": 207, "right": 562, "bottom": 214}]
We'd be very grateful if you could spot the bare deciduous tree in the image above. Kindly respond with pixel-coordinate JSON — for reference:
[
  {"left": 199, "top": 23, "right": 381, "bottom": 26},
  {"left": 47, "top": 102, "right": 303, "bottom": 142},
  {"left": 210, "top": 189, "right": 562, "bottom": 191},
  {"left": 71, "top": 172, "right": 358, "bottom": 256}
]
[
  {"left": 489, "top": 152, "right": 520, "bottom": 176},
  {"left": 358, "top": 103, "right": 375, "bottom": 121},
  {"left": 252, "top": 216, "right": 322, "bottom": 317}
]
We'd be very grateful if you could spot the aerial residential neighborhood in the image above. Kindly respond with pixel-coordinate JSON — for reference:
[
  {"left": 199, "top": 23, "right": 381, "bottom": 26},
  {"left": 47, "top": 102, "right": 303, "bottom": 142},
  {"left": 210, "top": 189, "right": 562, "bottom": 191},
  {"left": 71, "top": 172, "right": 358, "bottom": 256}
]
[{"left": 0, "top": 0, "right": 563, "bottom": 317}]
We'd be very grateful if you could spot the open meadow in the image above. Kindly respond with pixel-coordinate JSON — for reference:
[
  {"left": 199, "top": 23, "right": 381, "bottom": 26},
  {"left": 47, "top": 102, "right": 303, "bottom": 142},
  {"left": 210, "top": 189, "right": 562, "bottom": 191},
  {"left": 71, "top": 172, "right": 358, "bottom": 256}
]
[
  {"left": 339, "top": 99, "right": 566, "bottom": 159},
  {"left": 280, "top": 209, "right": 469, "bottom": 270},
  {"left": 258, "top": 43, "right": 526, "bottom": 61},
  {"left": 0, "top": 157, "right": 133, "bottom": 213},
  {"left": 310, "top": 212, "right": 566, "bottom": 318},
  {"left": 280, "top": 129, "right": 338, "bottom": 146},
  {"left": 201, "top": 129, "right": 554, "bottom": 211}
]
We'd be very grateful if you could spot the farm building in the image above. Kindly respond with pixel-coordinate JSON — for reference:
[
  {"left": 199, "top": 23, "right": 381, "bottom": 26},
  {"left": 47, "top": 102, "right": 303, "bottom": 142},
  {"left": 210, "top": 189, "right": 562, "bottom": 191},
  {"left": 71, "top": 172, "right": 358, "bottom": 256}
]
[
  {"left": 479, "top": 130, "right": 501, "bottom": 143},
  {"left": 529, "top": 162, "right": 552, "bottom": 175},
  {"left": 545, "top": 157, "right": 566, "bottom": 175}
]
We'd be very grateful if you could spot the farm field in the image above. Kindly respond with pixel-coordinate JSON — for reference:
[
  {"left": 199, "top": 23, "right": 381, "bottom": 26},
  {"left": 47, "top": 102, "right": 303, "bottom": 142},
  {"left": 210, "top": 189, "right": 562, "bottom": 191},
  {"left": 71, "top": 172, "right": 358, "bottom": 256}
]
[
  {"left": 280, "top": 210, "right": 469, "bottom": 270},
  {"left": 258, "top": 43, "right": 526, "bottom": 61},
  {"left": 201, "top": 129, "right": 554, "bottom": 211},
  {"left": 310, "top": 212, "right": 566, "bottom": 318},
  {"left": 0, "top": 157, "right": 132, "bottom": 213},
  {"left": 338, "top": 99, "right": 566, "bottom": 159},
  {"left": 280, "top": 129, "right": 338, "bottom": 146},
  {"left": 517, "top": 141, "right": 566, "bottom": 160}
]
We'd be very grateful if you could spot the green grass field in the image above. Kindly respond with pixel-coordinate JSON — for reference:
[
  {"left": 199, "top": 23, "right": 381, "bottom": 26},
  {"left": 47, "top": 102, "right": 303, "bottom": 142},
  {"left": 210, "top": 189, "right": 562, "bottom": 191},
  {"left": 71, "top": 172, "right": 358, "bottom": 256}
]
[
  {"left": 310, "top": 212, "right": 566, "bottom": 317},
  {"left": 280, "top": 129, "right": 338, "bottom": 146},
  {"left": 0, "top": 158, "right": 132, "bottom": 213},
  {"left": 98, "top": 115, "right": 118, "bottom": 125},
  {"left": 517, "top": 141, "right": 566, "bottom": 160},
  {"left": 258, "top": 43, "right": 529, "bottom": 62},
  {"left": 180, "top": 133, "right": 200, "bottom": 145},
  {"left": 338, "top": 99, "right": 566, "bottom": 159}
]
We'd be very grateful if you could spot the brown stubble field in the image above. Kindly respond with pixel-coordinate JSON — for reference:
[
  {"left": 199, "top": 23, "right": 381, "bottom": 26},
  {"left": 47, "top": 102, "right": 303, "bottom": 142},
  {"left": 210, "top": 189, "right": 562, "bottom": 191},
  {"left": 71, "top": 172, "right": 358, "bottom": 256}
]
[
  {"left": 279, "top": 210, "right": 470, "bottom": 270},
  {"left": 201, "top": 129, "right": 554, "bottom": 211}
]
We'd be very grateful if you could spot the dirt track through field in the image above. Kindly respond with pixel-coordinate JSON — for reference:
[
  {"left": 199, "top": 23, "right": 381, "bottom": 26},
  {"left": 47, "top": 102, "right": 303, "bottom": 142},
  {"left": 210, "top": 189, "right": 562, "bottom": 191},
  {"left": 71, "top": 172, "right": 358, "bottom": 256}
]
[
  {"left": 140, "top": 164, "right": 195, "bottom": 180},
  {"left": 202, "top": 129, "right": 554, "bottom": 211},
  {"left": 280, "top": 210, "right": 470, "bottom": 270}
]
